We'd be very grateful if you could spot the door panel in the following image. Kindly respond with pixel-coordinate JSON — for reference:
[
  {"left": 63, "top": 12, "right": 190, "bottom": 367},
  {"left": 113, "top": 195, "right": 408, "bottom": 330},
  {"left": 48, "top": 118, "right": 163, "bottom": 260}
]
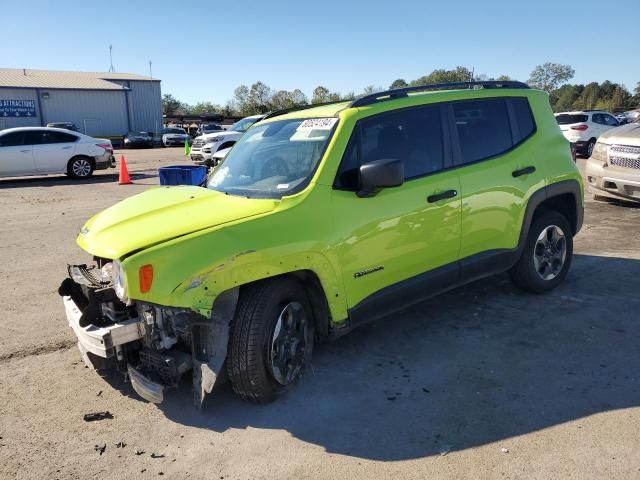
[
  {"left": 0, "top": 131, "right": 35, "bottom": 176},
  {"left": 450, "top": 97, "right": 545, "bottom": 260},
  {"left": 331, "top": 174, "right": 461, "bottom": 309}
]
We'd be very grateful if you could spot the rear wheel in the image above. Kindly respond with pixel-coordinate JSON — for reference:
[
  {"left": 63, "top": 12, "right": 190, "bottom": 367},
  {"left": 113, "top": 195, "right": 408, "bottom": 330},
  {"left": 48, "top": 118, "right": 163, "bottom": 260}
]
[
  {"left": 509, "top": 211, "right": 573, "bottom": 293},
  {"left": 227, "top": 277, "right": 314, "bottom": 403},
  {"left": 67, "top": 156, "right": 94, "bottom": 179}
]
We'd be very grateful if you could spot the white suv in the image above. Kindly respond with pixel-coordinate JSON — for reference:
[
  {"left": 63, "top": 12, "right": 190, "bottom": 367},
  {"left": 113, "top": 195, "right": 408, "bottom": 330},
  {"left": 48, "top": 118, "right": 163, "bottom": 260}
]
[
  {"left": 555, "top": 110, "right": 620, "bottom": 157},
  {"left": 0, "top": 127, "right": 115, "bottom": 179},
  {"left": 190, "top": 114, "right": 265, "bottom": 166}
]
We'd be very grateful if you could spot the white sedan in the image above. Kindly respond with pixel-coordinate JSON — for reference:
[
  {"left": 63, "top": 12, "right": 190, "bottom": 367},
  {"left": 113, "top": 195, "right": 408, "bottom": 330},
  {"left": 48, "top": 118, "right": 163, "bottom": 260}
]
[{"left": 0, "top": 127, "right": 115, "bottom": 179}]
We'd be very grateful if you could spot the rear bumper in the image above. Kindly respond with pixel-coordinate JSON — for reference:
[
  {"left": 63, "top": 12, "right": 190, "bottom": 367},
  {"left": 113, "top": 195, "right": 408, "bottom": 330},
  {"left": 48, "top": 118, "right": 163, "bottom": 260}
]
[{"left": 95, "top": 152, "right": 114, "bottom": 170}]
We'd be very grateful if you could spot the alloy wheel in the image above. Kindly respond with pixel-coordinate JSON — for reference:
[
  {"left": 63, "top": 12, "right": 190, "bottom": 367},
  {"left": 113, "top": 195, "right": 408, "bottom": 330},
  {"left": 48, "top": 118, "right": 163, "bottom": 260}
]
[
  {"left": 533, "top": 225, "right": 567, "bottom": 281},
  {"left": 269, "top": 301, "right": 308, "bottom": 386},
  {"left": 72, "top": 159, "right": 92, "bottom": 177}
]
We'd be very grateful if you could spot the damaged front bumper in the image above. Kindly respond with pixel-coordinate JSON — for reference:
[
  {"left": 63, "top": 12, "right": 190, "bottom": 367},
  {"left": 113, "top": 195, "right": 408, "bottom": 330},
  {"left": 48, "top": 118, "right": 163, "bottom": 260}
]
[{"left": 60, "top": 262, "right": 236, "bottom": 407}]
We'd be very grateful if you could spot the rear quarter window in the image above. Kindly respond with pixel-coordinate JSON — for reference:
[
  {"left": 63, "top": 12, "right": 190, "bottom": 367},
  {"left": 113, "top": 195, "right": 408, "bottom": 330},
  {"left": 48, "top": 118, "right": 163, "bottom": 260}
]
[{"left": 510, "top": 98, "right": 536, "bottom": 144}]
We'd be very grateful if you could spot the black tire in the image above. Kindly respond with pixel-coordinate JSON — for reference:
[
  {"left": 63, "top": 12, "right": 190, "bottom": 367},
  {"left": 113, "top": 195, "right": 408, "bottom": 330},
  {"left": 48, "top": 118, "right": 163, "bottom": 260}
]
[
  {"left": 66, "top": 156, "right": 94, "bottom": 179},
  {"left": 227, "top": 277, "right": 314, "bottom": 403},
  {"left": 509, "top": 211, "right": 573, "bottom": 293},
  {"left": 585, "top": 139, "right": 596, "bottom": 158}
]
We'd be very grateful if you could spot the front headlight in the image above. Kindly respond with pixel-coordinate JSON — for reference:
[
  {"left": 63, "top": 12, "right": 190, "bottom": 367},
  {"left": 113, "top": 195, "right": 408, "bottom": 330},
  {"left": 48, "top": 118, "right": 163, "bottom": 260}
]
[
  {"left": 112, "top": 260, "right": 128, "bottom": 302},
  {"left": 207, "top": 137, "right": 224, "bottom": 145},
  {"left": 592, "top": 142, "right": 609, "bottom": 162}
]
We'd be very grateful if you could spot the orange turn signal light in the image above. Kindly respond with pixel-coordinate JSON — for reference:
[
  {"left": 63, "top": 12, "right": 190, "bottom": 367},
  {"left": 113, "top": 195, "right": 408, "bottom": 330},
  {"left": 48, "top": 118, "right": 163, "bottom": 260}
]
[{"left": 139, "top": 264, "right": 154, "bottom": 293}]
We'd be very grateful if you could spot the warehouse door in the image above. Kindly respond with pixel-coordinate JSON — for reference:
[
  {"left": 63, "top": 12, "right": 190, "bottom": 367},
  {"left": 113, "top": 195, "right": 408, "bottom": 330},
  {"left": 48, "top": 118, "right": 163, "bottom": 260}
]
[{"left": 83, "top": 119, "right": 103, "bottom": 137}]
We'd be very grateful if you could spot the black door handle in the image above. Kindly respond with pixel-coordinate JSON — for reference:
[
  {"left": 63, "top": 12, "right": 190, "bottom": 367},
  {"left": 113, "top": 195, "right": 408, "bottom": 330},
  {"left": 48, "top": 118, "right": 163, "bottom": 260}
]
[
  {"left": 512, "top": 166, "right": 536, "bottom": 177},
  {"left": 427, "top": 189, "right": 457, "bottom": 203}
]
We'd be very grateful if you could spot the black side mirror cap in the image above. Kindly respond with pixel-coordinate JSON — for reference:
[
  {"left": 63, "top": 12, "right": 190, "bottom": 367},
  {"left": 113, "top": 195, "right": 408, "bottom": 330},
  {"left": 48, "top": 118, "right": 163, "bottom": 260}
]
[{"left": 357, "top": 158, "right": 404, "bottom": 198}]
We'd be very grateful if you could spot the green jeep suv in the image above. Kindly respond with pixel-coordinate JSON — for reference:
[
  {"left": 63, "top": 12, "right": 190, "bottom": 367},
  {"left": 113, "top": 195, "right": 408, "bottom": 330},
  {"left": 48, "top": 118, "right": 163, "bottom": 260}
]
[{"left": 59, "top": 81, "right": 583, "bottom": 406}]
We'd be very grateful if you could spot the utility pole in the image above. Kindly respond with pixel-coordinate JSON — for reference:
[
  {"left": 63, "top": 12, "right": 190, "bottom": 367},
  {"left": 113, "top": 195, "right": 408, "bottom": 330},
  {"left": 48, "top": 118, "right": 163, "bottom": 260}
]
[{"left": 108, "top": 45, "right": 115, "bottom": 72}]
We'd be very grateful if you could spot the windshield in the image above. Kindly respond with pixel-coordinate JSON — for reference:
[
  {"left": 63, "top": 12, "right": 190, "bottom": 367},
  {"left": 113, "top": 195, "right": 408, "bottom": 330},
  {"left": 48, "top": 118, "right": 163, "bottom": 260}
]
[
  {"left": 129, "top": 131, "right": 148, "bottom": 136},
  {"left": 229, "top": 116, "right": 260, "bottom": 133},
  {"left": 164, "top": 128, "right": 185, "bottom": 134},
  {"left": 202, "top": 124, "right": 222, "bottom": 131},
  {"left": 207, "top": 117, "right": 337, "bottom": 199}
]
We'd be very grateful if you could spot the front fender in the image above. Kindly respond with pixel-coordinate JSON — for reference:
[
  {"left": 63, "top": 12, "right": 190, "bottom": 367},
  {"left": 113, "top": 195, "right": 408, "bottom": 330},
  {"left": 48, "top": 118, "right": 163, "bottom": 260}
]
[{"left": 122, "top": 188, "right": 348, "bottom": 324}]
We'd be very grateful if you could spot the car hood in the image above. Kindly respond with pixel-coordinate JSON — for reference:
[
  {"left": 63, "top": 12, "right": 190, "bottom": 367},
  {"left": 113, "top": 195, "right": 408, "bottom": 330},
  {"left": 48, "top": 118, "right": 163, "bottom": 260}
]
[
  {"left": 199, "top": 131, "right": 240, "bottom": 142},
  {"left": 599, "top": 122, "right": 640, "bottom": 146},
  {"left": 77, "top": 186, "right": 278, "bottom": 259},
  {"left": 163, "top": 133, "right": 188, "bottom": 138}
]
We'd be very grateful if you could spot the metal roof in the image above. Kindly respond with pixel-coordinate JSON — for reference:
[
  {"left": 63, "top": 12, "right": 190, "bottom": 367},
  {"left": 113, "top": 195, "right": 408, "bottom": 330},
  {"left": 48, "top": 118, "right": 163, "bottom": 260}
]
[{"left": 0, "top": 68, "right": 159, "bottom": 90}]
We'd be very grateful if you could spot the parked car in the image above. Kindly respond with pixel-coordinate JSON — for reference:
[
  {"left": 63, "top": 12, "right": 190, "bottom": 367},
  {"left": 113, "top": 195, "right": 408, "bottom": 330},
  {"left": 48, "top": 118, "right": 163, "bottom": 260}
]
[
  {"left": 615, "top": 114, "right": 628, "bottom": 125},
  {"left": 555, "top": 110, "right": 620, "bottom": 157},
  {"left": 197, "top": 123, "right": 224, "bottom": 135},
  {"left": 586, "top": 120, "right": 640, "bottom": 203},
  {"left": 161, "top": 127, "right": 191, "bottom": 147},
  {"left": 59, "top": 81, "right": 583, "bottom": 406},
  {"left": 46, "top": 122, "right": 79, "bottom": 132},
  {"left": 124, "top": 131, "right": 153, "bottom": 148},
  {"left": 190, "top": 114, "right": 265, "bottom": 166},
  {"left": 0, "top": 127, "right": 114, "bottom": 179}
]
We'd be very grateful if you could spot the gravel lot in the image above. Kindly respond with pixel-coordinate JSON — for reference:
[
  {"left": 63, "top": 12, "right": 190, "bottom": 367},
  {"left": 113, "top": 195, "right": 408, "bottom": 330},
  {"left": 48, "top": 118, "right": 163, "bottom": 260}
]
[{"left": 1, "top": 148, "right": 639, "bottom": 479}]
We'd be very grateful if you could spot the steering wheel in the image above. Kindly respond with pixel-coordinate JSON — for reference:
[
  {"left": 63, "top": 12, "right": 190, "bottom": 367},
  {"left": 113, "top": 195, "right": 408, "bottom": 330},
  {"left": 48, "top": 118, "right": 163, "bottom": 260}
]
[{"left": 260, "top": 156, "right": 289, "bottom": 178}]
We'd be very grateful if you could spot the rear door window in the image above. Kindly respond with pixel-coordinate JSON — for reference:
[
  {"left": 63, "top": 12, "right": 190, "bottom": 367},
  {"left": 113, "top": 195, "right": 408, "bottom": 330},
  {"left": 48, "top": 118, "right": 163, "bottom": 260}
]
[
  {"left": 40, "top": 131, "right": 78, "bottom": 143},
  {"left": 453, "top": 98, "right": 512, "bottom": 164},
  {"left": 556, "top": 114, "right": 588, "bottom": 125}
]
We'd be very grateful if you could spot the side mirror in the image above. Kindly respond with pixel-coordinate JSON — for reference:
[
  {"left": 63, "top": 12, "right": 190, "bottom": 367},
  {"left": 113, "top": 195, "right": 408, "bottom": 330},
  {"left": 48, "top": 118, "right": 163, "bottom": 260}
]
[{"left": 357, "top": 158, "right": 404, "bottom": 198}]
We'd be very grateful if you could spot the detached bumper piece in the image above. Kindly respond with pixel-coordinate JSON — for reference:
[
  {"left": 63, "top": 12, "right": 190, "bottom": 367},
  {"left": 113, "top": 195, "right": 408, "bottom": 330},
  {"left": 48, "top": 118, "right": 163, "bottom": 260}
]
[{"left": 128, "top": 365, "right": 164, "bottom": 403}]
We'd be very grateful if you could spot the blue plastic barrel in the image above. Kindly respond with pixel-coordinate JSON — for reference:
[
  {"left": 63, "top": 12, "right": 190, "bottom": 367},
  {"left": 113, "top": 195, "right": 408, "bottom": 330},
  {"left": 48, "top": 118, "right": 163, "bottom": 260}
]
[{"left": 158, "top": 165, "right": 207, "bottom": 186}]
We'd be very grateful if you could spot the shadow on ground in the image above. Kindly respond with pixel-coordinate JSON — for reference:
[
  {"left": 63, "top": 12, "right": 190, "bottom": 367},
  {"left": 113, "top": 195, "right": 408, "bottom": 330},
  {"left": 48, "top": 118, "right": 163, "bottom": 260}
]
[
  {"left": 117, "top": 254, "right": 640, "bottom": 460},
  {"left": 0, "top": 172, "right": 156, "bottom": 188}
]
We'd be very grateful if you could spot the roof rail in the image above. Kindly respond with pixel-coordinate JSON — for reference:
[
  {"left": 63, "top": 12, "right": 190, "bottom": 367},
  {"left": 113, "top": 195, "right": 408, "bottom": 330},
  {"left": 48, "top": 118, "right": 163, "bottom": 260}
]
[
  {"left": 350, "top": 81, "right": 530, "bottom": 108},
  {"left": 262, "top": 99, "right": 350, "bottom": 120}
]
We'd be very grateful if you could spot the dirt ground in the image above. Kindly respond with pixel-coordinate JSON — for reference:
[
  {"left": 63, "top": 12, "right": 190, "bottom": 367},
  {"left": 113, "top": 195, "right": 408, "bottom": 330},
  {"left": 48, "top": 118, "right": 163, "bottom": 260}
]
[{"left": 1, "top": 148, "right": 639, "bottom": 479}]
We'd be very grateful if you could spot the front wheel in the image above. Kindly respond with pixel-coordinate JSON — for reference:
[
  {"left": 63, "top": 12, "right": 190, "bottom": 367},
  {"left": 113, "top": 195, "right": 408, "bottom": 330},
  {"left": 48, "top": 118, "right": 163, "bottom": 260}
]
[
  {"left": 227, "top": 277, "right": 314, "bottom": 403},
  {"left": 509, "top": 211, "right": 573, "bottom": 293},
  {"left": 585, "top": 139, "right": 595, "bottom": 158},
  {"left": 67, "top": 156, "right": 94, "bottom": 179}
]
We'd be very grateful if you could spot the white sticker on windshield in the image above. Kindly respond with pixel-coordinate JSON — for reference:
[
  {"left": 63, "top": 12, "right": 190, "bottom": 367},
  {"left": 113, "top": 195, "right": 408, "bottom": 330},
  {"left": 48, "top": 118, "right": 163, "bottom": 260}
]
[
  {"left": 297, "top": 118, "right": 338, "bottom": 131},
  {"left": 277, "top": 183, "right": 290, "bottom": 190}
]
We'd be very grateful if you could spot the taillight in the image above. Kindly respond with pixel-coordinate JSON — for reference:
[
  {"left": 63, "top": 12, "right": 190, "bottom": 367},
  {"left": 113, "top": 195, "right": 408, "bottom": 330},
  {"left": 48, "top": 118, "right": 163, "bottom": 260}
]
[
  {"left": 139, "top": 264, "right": 154, "bottom": 293},
  {"left": 570, "top": 124, "right": 588, "bottom": 131},
  {"left": 97, "top": 143, "right": 113, "bottom": 153}
]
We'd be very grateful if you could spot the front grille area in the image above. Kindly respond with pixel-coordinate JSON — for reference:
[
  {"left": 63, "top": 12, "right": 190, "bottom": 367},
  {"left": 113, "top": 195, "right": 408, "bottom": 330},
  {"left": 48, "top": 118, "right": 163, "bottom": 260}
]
[
  {"left": 610, "top": 156, "right": 640, "bottom": 170},
  {"left": 610, "top": 144, "right": 640, "bottom": 155},
  {"left": 192, "top": 139, "right": 205, "bottom": 148}
]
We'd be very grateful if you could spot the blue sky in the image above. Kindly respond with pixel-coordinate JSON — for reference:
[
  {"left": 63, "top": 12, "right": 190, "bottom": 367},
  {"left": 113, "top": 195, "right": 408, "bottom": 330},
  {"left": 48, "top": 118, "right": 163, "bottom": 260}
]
[{"left": 2, "top": 0, "right": 638, "bottom": 105}]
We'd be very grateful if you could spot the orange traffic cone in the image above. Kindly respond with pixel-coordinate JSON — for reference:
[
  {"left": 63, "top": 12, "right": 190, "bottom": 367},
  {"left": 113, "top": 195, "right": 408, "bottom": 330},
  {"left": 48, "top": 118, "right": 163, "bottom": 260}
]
[{"left": 118, "top": 155, "right": 132, "bottom": 185}]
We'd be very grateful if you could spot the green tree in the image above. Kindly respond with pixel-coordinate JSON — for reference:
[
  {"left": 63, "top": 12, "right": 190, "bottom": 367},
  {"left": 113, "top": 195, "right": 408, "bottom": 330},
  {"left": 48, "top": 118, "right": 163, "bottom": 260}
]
[
  {"left": 410, "top": 66, "right": 473, "bottom": 86},
  {"left": 248, "top": 81, "right": 273, "bottom": 113},
  {"left": 269, "top": 89, "right": 309, "bottom": 111},
  {"left": 190, "top": 101, "right": 222, "bottom": 114},
  {"left": 528, "top": 63, "right": 575, "bottom": 92},
  {"left": 162, "top": 93, "right": 184, "bottom": 115},
  {"left": 390, "top": 78, "right": 408, "bottom": 89},
  {"left": 312, "top": 86, "right": 330, "bottom": 104}
]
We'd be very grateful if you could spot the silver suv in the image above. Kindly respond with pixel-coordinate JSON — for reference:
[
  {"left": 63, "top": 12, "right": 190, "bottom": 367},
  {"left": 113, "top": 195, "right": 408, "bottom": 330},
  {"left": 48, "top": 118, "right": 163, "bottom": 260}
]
[{"left": 586, "top": 118, "right": 640, "bottom": 203}]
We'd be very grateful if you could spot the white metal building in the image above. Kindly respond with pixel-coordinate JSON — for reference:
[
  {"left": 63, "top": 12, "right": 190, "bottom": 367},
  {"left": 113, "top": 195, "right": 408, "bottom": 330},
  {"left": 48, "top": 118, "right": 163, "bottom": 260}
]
[{"left": 0, "top": 68, "right": 162, "bottom": 137}]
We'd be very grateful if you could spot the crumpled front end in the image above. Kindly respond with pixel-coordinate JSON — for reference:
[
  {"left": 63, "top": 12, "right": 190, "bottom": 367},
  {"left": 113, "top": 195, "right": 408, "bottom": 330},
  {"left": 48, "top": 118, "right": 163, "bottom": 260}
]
[{"left": 59, "top": 261, "right": 219, "bottom": 405}]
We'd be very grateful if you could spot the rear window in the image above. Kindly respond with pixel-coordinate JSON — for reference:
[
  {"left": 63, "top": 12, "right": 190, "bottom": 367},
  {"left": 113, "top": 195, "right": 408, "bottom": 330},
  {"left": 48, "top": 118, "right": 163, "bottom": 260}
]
[
  {"left": 555, "top": 114, "right": 588, "bottom": 125},
  {"left": 511, "top": 98, "right": 536, "bottom": 144}
]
